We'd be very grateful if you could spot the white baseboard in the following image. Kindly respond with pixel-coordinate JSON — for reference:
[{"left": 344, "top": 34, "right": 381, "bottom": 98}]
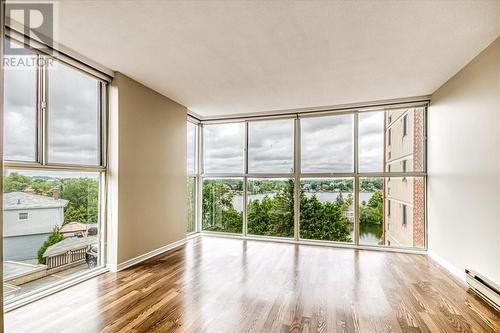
[
  {"left": 107, "top": 238, "right": 187, "bottom": 272},
  {"left": 428, "top": 251, "right": 466, "bottom": 283}
]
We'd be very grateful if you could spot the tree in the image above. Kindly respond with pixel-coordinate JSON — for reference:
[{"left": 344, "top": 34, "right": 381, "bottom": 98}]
[
  {"left": 60, "top": 178, "right": 99, "bottom": 224},
  {"left": 3, "top": 172, "right": 31, "bottom": 192},
  {"left": 300, "top": 191, "right": 352, "bottom": 242},
  {"left": 202, "top": 179, "right": 352, "bottom": 242},
  {"left": 359, "top": 190, "right": 383, "bottom": 225},
  {"left": 202, "top": 181, "right": 242, "bottom": 233},
  {"left": 38, "top": 227, "right": 65, "bottom": 264}
]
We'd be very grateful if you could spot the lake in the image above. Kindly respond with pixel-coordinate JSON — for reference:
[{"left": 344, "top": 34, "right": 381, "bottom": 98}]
[{"left": 231, "top": 191, "right": 382, "bottom": 245}]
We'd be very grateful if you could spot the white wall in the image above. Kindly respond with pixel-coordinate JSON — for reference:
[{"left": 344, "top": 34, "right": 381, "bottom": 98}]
[
  {"left": 428, "top": 37, "right": 499, "bottom": 283},
  {"left": 3, "top": 208, "right": 64, "bottom": 237}
]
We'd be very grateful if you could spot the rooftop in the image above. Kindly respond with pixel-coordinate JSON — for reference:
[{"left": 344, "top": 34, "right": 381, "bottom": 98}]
[
  {"left": 43, "top": 236, "right": 98, "bottom": 258},
  {"left": 3, "top": 192, "right": 69, "bottom": 211}
]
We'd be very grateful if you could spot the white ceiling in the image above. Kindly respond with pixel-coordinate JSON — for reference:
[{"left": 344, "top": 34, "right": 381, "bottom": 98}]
[{"left": 56, "top": 1, "right": 499, "bottom": 118}]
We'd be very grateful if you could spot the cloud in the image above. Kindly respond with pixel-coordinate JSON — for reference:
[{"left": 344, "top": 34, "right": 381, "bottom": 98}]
[
  {"left": 4, "top": 57, "right": 100, "bottom": 165},
  {"left": 201, "top": 111, "right": 385, "bottom": 175}
]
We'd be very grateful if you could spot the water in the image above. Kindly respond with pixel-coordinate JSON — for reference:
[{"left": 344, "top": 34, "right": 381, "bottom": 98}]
[
  {"left": 230, "top": 191, "right": 381, "bottom": 245},
  {"left": 232, "top": 192, "right": 374, "bottom": 211}
]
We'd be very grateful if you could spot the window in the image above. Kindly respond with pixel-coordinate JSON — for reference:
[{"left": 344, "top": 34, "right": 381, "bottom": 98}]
[
  {"left": 2, "top": 42, "right": 106, "bottom": 303},
  {"left": 248, "top": 119, "right": 294, "bottom": 174},
  {"left": 359, "top": 177, "right": 424, "bottom": 248},
  {"left": 202, "top": 178, "right": 243, "bottom": 233},
  {"left": 359, "top": 111, "right": 384, "bottom": 172},
  {"left": 3, "top": 170, "right": 103, "bottom": 300},
  {"left": 187, "top": 121, "right": 198, "bottom": 233},
  {"left": 301, "top": 114, "right": 354, "bottom": 173},
  {"left": 197, "top": 105, "right": 426, "bottom": 249},
  {"left": 187, "top": 122, "right": 197, "bottom": 175},
  {"left": 247, "top": 178, "right": 294, "bottom": 237},
  {"left": 300, "top": 178, "right": 354, "bottom": 243},
  {"left": 3, "top": 41, "right": 38, "bottom": 162},
  {"left": 360, "top": 108, "right": 424, "bottom": 173},
  {"left": 186, "top": 177, "right": 196, "bottom": 233},
  {"left": 203, "top": 123, "right": 244, "bottom": 174},
  {"left": 48, "top": 61, "right": 101, "bottom": 165}
]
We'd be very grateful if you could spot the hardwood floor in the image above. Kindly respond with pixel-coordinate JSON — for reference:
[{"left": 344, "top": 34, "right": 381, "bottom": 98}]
[{"left": 5, "top": 236, "right": 499, "bottom": 333}]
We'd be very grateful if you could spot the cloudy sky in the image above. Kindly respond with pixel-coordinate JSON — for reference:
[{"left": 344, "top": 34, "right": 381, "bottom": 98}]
[
  {"left": 200, "top": 112, "right": 385, "bottom": 175},
  {"left": 4, "top": 54, "right": 100, "bottom": 166}
]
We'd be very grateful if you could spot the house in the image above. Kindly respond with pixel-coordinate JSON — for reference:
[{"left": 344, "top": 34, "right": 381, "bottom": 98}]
[{"left": 3, "top": 192, "right": 68, "bottom": 261}]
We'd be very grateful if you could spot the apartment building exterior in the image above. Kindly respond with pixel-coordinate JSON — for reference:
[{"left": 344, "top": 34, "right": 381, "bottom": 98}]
[{"left": 384, "top": 107, "right": 425, "bottom": 248}]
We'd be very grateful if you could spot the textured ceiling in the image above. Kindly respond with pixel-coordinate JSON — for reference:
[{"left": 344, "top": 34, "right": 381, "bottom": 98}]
[{"left": 55, "top": 1, "right": 499, "bottom": 117}]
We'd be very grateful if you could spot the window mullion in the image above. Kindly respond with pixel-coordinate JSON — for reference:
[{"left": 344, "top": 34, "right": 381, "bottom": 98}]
[
  {"left": 40, "top": 55, "right": 48, "bottom": 165},
  {"left": 354, "top": 112, "right": 360, "bottom": 246}
]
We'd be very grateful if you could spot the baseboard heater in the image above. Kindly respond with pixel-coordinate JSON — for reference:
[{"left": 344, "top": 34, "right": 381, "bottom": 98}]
[{"left": 465, "top": 269, "right": 500, "bottom": 311}]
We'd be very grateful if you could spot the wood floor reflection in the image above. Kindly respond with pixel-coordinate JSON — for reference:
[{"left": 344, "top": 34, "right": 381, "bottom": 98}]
[{"left": 5, "top": 236, "right": 499, "bottom": 332}]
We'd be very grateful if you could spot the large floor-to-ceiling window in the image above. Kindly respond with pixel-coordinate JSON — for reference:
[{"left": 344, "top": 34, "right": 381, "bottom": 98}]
[
  {"left": 186, "top": 120, "right": 198, "bottom": 234},
  {"left": 3, "top": 38, "right": 107, "bottom": 303},
  {"left": 199, "top": 104, "right": 426, "bottom": 250}
]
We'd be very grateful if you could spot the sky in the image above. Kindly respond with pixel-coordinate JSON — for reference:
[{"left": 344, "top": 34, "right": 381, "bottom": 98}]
[
  {"left": 4, "top": 53, "right": 100, "bottom": 166},
  {"left": 198, "top": 112, "right": 385, "bottom": 174}
]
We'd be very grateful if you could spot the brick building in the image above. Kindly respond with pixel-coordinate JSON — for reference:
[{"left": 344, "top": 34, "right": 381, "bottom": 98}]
[{"left": 383, "top": 107, "right": 425, "bottom": 248}]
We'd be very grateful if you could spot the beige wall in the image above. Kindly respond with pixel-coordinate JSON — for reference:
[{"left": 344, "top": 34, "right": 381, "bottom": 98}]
[
  {"left": 108, "top": 73, "right": 187, "bottom": 265},
  {"left": 428, "top": 38, "right": 499, "bottom": 283}
]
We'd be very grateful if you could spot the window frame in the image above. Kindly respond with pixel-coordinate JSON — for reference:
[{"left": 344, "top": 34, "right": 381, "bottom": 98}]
[
  {"left": 198, "top": 104, "right": 427, "bottom": 251},
  {"left": 187, "top": 118, "right": 200, "bottom": 234},
  {"left": 4, "top": 38, "right": 107, "bottom": 170}
]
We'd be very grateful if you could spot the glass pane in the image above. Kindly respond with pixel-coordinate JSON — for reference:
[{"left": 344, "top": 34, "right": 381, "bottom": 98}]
[
  {"left": 301, "top": 114, "right": 354, "bottom": 173},
  {"left": 300, "top": 178, "right": 354, "bottom": 243},
  {"left": 248, "top": 119, "right": 294, "bottom": 173},
  {"left": 187, "top": 122, "right": 197, "bottom": 174},
  {"left": 385, "top": 107, "right": 425, "bottom": 172},
  {"left": 359, "top": 111, "right": 384, "bottom": 172},
  {"left": 48, "top": 61, "right": 100, "bottom": 165},
  {"left": 3, "top": 169, "right": 101, "bottom": 301},
  {"left": 3, "top": 43, "right": 38, "bottom": 162},
  {"left": 359, "top": 177, "right": 425, "bottom": 248},
  {"left": 202, "top": 178, "right": 243, "bottom": 233},
  {"left": 360, "top": 108, "right": 425, "bottom": 173},
  {"left": 186, "top": 177, "right": 196, "bottom": 233},
  {"left": 203, "top": 123, "right": 244, "bottom": 174},
  {"left": 247, "top": 178, "right": 294, "bottom": 237}
]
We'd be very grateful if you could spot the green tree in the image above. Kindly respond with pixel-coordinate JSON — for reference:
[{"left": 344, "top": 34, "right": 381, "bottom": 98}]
[
  {"left": 3, "top": 172, "right": 31, "bottom": 192},
  {"left": 359, "top": 190, "right": 383, "bottom": 225},
  {"left": 37, "top": 227, "right": 65, "bottom": 264},
  {"left": 300, "top": 191, "right": 352, "bottom": 242},
  {"left": 186, "top": 178, "right": 195, "bottom": 232},
  {"left": 202, "top": 180, "right": 242, "bottom": 233},
  {"left": 60, "top": 178, "right": 99, "bottom": 224}
]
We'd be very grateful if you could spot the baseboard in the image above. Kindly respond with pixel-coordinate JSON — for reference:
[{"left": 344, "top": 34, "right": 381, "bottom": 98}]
[
  {"left": 107, "top": 238, "right": 188, "bottom": 272},
  {"left": 428, "top": 250, "right": 466, "bottom": 283}
]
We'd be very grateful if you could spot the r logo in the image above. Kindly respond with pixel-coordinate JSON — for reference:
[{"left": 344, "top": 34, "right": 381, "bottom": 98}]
[{"left": 5, "top": 2, "right": 54, "bottom": 55}]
